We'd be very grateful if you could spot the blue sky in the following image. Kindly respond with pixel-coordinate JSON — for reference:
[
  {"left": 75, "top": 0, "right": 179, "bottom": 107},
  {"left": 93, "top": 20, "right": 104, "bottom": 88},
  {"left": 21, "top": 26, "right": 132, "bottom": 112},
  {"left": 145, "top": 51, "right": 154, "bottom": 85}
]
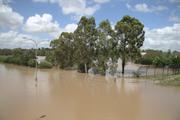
[{"left": 0, "top": 0, "right": 180, "bottom": 50}]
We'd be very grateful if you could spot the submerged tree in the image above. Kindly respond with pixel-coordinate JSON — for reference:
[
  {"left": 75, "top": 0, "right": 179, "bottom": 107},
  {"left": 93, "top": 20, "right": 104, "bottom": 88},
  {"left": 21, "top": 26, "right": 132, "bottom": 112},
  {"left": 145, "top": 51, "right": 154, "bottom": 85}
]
[
  {"left": 49, "top": 15, "right": 145, "bottom": 75},
  {"left": 50, "top": 32, "right": 75, "bottom": 68},
  {"left": 115, "top": 15, "right": 145, "bottom": 74},
  {"left": 74, "top": 16, "right": 98, "bottom": 73},
  {"left": 96, "top": 19, "right": 115, "bottom": 73}
]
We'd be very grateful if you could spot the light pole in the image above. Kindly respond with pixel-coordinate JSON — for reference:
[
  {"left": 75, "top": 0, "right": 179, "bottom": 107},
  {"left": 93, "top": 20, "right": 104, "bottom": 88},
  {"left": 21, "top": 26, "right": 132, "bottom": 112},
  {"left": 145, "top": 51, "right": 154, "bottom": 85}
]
[
  {"left": 22, "top": 37, "right": 38, "bottom": 82},
  {"left": 22, "top": 37, "right": 48, "bottom": 119}
]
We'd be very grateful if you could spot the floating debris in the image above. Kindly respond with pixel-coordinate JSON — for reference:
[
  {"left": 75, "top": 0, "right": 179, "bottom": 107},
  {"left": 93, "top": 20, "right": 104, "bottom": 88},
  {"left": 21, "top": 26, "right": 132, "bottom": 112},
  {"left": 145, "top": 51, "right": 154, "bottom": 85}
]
[{"left": 39, "top": 115, "right": 46, "bottom": 119}]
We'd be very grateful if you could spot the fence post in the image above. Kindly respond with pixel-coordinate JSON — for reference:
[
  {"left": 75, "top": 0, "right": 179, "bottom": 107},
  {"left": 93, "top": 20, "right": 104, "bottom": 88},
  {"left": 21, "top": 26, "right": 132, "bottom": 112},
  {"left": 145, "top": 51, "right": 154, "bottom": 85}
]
[
  {"left": 146, "top": 66, "right": 148, "bottom": 78},
  {"left": 154, "top": 67, "right": 156, "bottom": 77}
]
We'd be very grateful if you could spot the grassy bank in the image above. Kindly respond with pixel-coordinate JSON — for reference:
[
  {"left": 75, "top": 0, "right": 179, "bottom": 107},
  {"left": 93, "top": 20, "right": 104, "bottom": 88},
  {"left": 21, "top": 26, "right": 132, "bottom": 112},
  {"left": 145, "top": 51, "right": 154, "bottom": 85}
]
[{"left": 157, "top": 74, "right": 180, "bottom": 86}]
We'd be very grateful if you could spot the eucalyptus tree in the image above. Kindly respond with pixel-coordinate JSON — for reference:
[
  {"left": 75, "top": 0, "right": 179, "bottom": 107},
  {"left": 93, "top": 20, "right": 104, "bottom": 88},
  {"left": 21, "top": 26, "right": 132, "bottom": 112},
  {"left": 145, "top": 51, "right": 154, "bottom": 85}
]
[
  {"left": 96, "top": 19, "right": 115, "bottom": 73},
  {"left": 115, "top": 15, "right": 145, "bottom": 74},
  {"left": 46, "top": 38, "right": 59, "bottom": 65},
  {"left": 74, "top": 16, "right": 98, "bottom": 73},
  {"left": 50, "top": 32, "right": 75, "bottom": 68}
]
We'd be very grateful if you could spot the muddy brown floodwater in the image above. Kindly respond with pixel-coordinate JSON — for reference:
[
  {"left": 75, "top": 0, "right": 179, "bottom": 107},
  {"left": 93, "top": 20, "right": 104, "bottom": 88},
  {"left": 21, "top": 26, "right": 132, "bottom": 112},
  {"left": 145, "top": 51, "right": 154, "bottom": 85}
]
[{"left": 0, "top": 63, "right": 180, "bottom": 120}]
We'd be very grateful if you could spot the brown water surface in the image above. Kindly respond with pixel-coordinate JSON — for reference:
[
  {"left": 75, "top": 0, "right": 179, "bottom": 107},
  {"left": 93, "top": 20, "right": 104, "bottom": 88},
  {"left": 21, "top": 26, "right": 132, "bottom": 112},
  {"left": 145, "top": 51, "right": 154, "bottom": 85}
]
[{"left": 0, "top": 63, "right": 180, "bottom": 120}]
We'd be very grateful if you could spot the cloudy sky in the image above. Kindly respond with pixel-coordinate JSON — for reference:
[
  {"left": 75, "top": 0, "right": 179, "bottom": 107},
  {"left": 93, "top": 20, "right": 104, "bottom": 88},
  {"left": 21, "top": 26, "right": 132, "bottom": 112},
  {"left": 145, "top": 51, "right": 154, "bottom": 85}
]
[{"left": 0, "top": 0, "right": 180, "bottom": 51}]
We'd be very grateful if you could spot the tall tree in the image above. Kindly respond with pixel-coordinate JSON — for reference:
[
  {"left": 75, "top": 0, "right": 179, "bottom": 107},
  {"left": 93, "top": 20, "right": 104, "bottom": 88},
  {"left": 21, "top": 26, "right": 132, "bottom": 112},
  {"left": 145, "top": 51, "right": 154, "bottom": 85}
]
[
  {"left": 96, "top": 19, "right": 115, "bottom": 73},
  {"left": 74, "top": 16, "right": 98, "bottom": 73},
  {"left": 115, "top": 15, "right": 145, "bottom": 74},
  {"left": 51, "top": 32, "right": 75, "bottom": 68}
]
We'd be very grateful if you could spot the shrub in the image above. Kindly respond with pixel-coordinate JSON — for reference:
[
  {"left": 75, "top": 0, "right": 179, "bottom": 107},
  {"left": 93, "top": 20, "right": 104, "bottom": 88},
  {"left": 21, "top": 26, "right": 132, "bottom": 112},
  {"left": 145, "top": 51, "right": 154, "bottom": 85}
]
[
  {"left": 38, "top": 61, "right": 53, "bottom": 69},
  {"left": 138, "top": 57, "right": 153, "bottom": 65},
  {"left": 152, "top": 56, "right": 167, "bottom": 67},
  {"left": 28, "top": 59, "right": 36, "bottom": 67},
  {"left": 0, "top": 56, "right": 9, "bottom": 62},
  {"left": 169, "top": 55, "right": 180, "bottom": 68}
]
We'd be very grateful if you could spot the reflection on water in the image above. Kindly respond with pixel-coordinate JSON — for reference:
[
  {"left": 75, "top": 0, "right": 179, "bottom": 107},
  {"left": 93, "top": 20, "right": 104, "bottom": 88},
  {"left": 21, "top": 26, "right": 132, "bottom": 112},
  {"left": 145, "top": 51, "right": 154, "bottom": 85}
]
[{"left": 0, "top": 63, "right": 180, "bottom": 120}]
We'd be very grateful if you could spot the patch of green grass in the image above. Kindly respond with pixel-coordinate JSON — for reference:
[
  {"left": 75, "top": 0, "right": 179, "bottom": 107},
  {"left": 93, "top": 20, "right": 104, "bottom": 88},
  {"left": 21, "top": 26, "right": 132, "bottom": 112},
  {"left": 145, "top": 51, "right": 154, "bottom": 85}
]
[{"left": 158, "top": 74, "right": 180, "bottom": 86}]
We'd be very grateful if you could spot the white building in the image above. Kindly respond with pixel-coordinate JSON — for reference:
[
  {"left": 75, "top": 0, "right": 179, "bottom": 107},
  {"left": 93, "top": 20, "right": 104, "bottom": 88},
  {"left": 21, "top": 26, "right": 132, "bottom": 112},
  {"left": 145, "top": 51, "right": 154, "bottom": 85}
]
[{"left": 36, "top": 56, "right": 46, "bottom": 64}]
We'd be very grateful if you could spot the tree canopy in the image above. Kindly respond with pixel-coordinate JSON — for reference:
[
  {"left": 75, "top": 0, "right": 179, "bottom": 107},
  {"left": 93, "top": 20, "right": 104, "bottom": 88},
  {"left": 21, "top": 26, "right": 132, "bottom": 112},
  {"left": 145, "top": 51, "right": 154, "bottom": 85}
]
[
  {"left": 115, "top": 15, "right": 145, "bottom": 74},
  {"left": 49, "top": 15, "right": 145, "bottom": 74}
]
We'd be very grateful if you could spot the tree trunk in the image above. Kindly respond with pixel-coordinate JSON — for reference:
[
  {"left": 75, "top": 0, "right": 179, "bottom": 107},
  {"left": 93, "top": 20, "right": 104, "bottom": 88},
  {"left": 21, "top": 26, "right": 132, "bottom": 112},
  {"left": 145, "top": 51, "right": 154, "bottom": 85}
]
[
  {"left": 122, "top": 58, "right": 125, "bottom": 75},
  {"left": 85, "top": 63, "right": 87, "bottom": 73}
]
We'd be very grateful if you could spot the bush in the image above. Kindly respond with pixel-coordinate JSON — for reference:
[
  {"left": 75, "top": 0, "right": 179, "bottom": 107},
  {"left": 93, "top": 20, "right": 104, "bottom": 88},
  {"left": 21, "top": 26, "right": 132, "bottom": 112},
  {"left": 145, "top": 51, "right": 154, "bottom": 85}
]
[
  {"left": 28, "top": 59, "right": 36, "bottom": 67},
  {"left": 38, "top": 61, "right": 53, "bottom": 69},
  {"left": 137, "top": 57, "right": 153, "bottom": 65},
  {"left": 4, "top": 56, "right": 15, "bottom": 63},
  {"left": 0, "top": 56, "right": 9, "bottom": 62},
  {"left": 8, "top": 57, "right": 21, "bottom": 65},
  {"left": 169, "top": 56, "right": 180, "bottom": 68}
]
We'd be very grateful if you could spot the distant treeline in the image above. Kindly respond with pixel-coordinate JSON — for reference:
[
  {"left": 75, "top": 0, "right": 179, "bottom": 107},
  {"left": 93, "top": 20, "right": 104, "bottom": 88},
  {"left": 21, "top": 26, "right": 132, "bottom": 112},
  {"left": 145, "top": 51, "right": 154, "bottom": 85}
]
[
  {"left": 0, "top": 48, "right": 53, "bottom": 68},
  {"left": 136, "top": 49, "right": 180, "bottom": 68},
  {"left": 0, "top": 49, "right": 180, "bottom": 71},
  {"left": 0, "top": 48, "right": 51, "bottom": 56}
]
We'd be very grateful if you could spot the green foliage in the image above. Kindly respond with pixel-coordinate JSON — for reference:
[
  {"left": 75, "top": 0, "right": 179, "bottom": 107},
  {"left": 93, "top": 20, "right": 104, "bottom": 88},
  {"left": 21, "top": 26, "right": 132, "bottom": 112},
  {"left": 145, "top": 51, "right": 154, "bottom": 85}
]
[
  {"left": 137, "top": 49, "right": 180, "bottom": 69},
  {"left": 96, "top": 20, "right": 114, "bottom": 73},
  {"left": 4, "top": 56, "right": 21, "bottom": 65},
  {"left": 0, "top": 56, "right": 10, "bottom": 62},
  {"left": 169, "top": 55, "right": 180, "bottom": 68},
  {"left": 0, "top": 49, "right": 13, "bottom": 55},
  {"left": 115, "top": 15, "right": 145, "bottom": 74},
  {"left": 73, "top": 16, "right": 98, "bottom": 72},
  {"left": 45, "top": 50, "right": 55, "bottom": 65},
  {"left": 28, "top": 59, "right": 36, "bottom": 67},
  {"left": 50, "top": 16, "right": 145, "bottom": 74},
  {"left": 77, "top": 63, "right": 86, "bottom": 73},
  {"left": 152, "top": 57, "right": 164, "bottom": 67},
  {"left": 0, "top": 48, "right": 54, "bottom": 69},
  {"left": 38, "top": 61, "right": 53, "bottom": 69},
  {"left": 0, "top": 48, "right": 38, "bottom": 67},
  {"left": 50, "top": 32, "right": 75, "bottom": 68},
  {"left": 37, "top": 48, "right": 51, "bottom": 56},
  {"left": 137, "top": 57, "right": 153, "bottom": 65}
]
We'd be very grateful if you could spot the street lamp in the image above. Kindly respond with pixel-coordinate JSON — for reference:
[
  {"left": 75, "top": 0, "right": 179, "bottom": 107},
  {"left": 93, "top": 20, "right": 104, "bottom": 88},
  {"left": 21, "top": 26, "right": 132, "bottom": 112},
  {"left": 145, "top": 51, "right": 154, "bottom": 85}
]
[
  {"left": 22, "top": 37, "right": 38, "bottom": 82},
  {"left": 22, "top": 37, "right": 50, "bottom": 119}
]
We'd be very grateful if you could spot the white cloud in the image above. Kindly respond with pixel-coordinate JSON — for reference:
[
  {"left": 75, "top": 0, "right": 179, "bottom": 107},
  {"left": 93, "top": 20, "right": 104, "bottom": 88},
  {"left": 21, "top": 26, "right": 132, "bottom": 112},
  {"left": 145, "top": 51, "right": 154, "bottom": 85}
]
[
  {"left": 126, "top": 3, "right": 167, "bottom": 13},
  {"left": 0, "top": 31, "right": 52, "bottom": 48},
  {"left": 143, "top": 24, "right": 180, "bottom": 51},
  {"left": 169, "top": 15, "right": 180, "bottom": 22},
  {"left": 0, "top": 19, "right": 77, "bottom": 48},
  {"left": 32, "top": 0, "right": 100, "bottom": 20},
  {"left": 63, "top": 23, "right": 77, "bottom": 33},
  {"left": 94, "top": 0, "right": 110, "bottom": 4},
  {"left": 24, "top": 13, "right": 61, "bottom": 37},
  {"left": 0, "top": 4, "right": 24, "bottom": 29},
  {"left": 135, "top": 3, "right": 150, "bottom": 12},
  {"left": 59, "top": 0, "right": 100, "bottom": 16},
  {"left": 126, "top": 3, "right": 131, "bottom": 9},
  {"left": 0, "top": 23, "right": 77, "bottom": 49},
  {"left": 24, "top": 13, "right": 77, "bottom": 38}
]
